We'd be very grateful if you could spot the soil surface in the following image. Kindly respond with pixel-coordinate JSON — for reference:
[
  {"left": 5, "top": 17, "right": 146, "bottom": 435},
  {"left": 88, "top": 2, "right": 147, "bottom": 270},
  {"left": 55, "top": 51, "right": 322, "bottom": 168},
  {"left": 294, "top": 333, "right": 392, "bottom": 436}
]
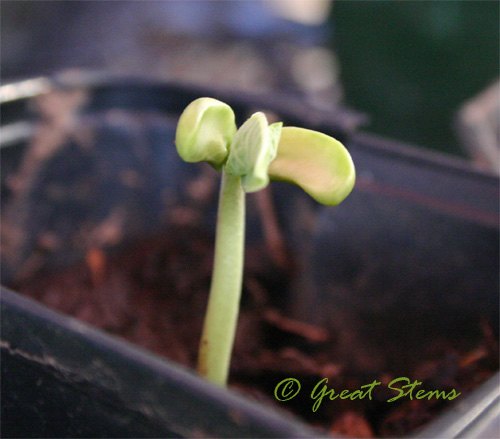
[
  {"left": 3, "top": 100, "right": 498, "bottom": 437},
  {"left": 12, "top": 224, "right": 499, "bottom": 438}
]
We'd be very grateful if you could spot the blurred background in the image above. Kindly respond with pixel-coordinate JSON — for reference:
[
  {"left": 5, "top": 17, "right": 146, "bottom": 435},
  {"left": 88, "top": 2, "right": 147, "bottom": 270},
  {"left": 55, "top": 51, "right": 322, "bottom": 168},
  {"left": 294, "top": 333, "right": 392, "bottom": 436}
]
[{"left": 2, "top": 0, "right": 499, "bottom": 169}]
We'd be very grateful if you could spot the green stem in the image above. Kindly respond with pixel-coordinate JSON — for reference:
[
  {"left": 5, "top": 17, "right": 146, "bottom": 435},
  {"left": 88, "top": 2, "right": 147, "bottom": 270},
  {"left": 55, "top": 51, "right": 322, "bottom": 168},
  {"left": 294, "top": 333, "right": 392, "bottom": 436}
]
[{"left": 197, "top": 167, "right": 245, "bottom": 386}]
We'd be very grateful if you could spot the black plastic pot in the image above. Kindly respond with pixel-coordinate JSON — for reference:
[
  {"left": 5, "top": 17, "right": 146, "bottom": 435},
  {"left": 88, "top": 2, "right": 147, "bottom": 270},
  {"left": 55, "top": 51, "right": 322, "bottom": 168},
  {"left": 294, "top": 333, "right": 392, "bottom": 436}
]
[{"left": 1, "top": 75, "right": 499, "bottom": 438}]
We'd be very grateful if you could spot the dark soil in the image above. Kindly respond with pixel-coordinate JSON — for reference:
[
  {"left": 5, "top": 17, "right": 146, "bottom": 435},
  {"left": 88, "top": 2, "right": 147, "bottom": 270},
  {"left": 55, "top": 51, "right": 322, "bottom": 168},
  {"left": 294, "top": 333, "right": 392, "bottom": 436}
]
[
  {"left": 3, "top": 98, "right": 498, "bottom": 437},
  {"left": 12, "top": 223, "right": 499, "bottom": 438}
]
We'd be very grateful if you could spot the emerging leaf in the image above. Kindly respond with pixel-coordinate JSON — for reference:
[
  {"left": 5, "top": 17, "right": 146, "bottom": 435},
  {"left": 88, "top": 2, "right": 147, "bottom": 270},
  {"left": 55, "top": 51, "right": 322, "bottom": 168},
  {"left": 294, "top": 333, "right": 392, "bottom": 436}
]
[
  {"left": 175, "top": 98, "right": 236, "bottom": 167},
  {"left": 226, "top": 112, "right": 282, "bottom": 193},
  {"left": 268, "top": 127, "right": 355, "bottom": 205}
]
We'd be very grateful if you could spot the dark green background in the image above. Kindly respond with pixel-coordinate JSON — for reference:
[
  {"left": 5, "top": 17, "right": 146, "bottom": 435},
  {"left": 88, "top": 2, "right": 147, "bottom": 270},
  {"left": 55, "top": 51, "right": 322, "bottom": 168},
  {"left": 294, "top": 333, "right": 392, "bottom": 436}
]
[{"left": 332, "top": 1, "right": 499, "bottom": 156}]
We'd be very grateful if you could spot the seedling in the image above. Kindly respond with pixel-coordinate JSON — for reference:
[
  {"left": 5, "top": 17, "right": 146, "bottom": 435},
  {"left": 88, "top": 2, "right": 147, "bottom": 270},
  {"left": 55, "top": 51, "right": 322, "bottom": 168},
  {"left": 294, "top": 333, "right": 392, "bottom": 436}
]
[{"left": 176, "top": 98, "right": 355, "bottom": 386}]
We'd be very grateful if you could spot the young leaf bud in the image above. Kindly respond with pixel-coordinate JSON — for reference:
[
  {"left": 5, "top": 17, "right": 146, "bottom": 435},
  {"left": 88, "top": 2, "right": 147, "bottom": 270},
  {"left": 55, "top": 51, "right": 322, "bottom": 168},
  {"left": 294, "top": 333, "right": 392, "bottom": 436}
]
[
  {"left": 226, "top": 112, "right": 282, "bottom": 193},
  {"left": 268, "top": 127, "right": 355, "bottom": 205},
  {"left": 175, "top": 98, "right": 236, "bottom": 167}
]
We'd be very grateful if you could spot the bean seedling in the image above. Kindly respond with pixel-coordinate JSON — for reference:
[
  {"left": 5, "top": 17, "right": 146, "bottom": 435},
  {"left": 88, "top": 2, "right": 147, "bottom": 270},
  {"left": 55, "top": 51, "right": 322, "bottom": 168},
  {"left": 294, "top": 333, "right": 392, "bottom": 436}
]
[{"left": 175, "top": 98, "right": 355, "bottom": 386}]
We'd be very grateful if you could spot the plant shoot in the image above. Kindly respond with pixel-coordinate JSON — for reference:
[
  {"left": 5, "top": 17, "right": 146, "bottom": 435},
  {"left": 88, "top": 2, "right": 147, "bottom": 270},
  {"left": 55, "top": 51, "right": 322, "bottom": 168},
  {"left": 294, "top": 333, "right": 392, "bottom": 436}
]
[{"left": 175, "top": 98, "right": 355, "bottom": 386}]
